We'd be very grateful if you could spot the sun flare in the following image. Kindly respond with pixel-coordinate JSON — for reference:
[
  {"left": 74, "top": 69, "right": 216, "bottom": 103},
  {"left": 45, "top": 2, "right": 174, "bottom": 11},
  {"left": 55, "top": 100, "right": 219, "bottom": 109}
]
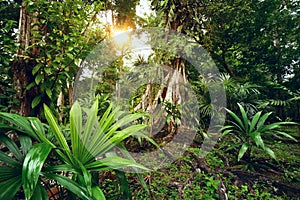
[{"left": 112, "top": 29, "right": 130, "bottom": 46}]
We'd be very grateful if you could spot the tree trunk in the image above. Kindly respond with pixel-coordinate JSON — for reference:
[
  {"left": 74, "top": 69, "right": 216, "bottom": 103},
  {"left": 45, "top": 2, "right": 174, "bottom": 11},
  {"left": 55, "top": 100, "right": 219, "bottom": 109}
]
[
  {"left": 134, "top": 58, "right": 187, "bottom": 136},
  {"left": 12, "top": 1, "right": 40, "bottom": 117},
  {"left": 134, "top": 7, "right": 189, "bottom": 136}
]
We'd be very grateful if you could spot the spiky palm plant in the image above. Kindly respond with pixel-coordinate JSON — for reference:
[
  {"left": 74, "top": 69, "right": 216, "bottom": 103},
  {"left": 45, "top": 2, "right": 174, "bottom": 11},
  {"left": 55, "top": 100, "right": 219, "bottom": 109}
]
[
  {"left": 222, "top": 103, "right": 297, "bottom": 162},
  {"left": 0, "top": 98, "right": 150, "bottom": 199}
]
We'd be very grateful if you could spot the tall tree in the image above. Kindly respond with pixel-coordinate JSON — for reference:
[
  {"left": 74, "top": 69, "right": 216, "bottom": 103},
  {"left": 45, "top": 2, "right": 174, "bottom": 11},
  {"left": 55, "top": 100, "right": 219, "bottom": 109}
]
[
  {"left": 12, "top": 0, "right": 105, "bottom": 117},
  {"left": 0, "top": 0, "right": 20, "bottom": 112}
]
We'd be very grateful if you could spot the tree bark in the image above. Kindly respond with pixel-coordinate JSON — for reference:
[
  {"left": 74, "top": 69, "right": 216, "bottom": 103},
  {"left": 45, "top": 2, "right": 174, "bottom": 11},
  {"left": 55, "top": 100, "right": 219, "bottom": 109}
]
[
  {"left": 12, "top": 1, "right": 40, "bottom": 116},
  {"left": 134, "top": 4, "right": 189, "bottom": 136},
  {"left": 134, "top": 59, "right": 187, "bottom": 136}
]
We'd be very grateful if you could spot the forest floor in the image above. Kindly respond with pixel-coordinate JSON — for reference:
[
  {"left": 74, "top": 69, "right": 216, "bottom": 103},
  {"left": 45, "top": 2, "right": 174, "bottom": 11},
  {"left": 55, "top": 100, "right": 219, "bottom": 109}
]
[{"left": 100, "top": 126, "right": 300, "bottom": 199}]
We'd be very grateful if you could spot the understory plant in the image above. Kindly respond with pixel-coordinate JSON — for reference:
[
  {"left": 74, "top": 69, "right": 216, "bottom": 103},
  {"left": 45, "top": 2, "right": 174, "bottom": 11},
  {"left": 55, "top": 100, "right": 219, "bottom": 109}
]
[
  {"left": 222, "top": 103, "right": 298, "bottom": 162},
  {"left": 0, "top": 98, "right": 150, "bottom": 199}
]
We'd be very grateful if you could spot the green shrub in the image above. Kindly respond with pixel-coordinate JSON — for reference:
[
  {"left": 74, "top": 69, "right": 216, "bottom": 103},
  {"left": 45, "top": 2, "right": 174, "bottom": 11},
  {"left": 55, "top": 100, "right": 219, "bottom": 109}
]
[
  {"left": 222, "top": 103, "right": 297, "bottom": 162},
  {"left": 0, "top": 98, "right": 149, "bottom": 199}
]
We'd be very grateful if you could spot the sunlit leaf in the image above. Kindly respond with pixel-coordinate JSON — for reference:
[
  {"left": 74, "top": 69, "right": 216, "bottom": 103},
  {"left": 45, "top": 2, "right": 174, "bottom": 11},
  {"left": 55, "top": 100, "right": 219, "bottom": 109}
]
[
  {"left": 43, "top": 104, "right": 70, "bottom": 152},
  {"left": 86, "top": 156, "right": 149, "bottom": 171},
  {"left": 22, "top": 143, "right": 53, "bottom": 200},
  {"left": 43, "top": 173, "right": 92, "bottom": 200},
  {"left": 92, "top": 186, "right": 106, "bottom": 200},
  {"left": 238, "top": 143, "right": 248, "bottom": 161}
]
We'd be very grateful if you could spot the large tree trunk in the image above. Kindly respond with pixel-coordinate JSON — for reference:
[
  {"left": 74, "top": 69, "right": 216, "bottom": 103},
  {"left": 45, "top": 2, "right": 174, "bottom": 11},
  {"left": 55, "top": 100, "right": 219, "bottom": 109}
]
[
  {"left": 12, "top": 1, "right": 40, "bottom": 116},
  {"left": 134, "top": 9, "right": 189, "bottom": 137},
  {"left": 134, "top": 58, "right": 188, "bottom": 137}
]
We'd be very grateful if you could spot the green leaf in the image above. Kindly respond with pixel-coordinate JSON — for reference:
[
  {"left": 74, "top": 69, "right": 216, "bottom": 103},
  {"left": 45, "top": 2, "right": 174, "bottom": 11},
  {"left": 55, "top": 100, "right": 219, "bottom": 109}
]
[
  {"left": 0, "top": 175, "right": 22, "bottom": 200},
  {"left": 19, "top": 135, "right": 32, "bottom": 155},
  {"left": 66, "top": 52, "right": 74, "bottom": 59},
  {"left": 93, "top": 124, "right": 147, "bottom": 157},
  {"left": 0, "top": 135, "right": 23, "bottom": 161},
  {"left": 166, "top": 114, "right": 171, "bottom": 124},
  {"left": 221, "top": 125, "right": 234, "bottom": 136},
  {"left": 237, "top": 103, "right": 249, "bottom": 132},
  {"left": 44, "top": 164, "right": 79, "bottom": 173},
  {"left": 25, "top": 82, "right": 36, "bottom": 90},
  {"left": 35, "top": 74, "right": 43, "bottom": 85},
  {"left": 43, "top": 173, "right": 92, "bottom": 200},
  {"left": 82, "top": 99, "right": 99, "bottom": 148},
  {"left": 28, "top": 118, "right": 52, "bottom": 145},
  {"left": 225, "top": 108, "right": 245, "bottom": 132},
  {"left": 116, "top": 170, "right": 132, "bottom": 199},
  {"left": 261, "top": 122, "right": 298, "bottom": 133},
  {"left": 260, "top": 123, "right": 281, "bottom": 132},
  {"left": 250, "top": 131, "right": 265, "bottom": 149},
  {"left": 76, "top": 157, "right": 92, "bottom": 195},
  {"left": 70, "top": 101, "right": 82, "bottom": 158},
  {"left": 265, "top": 147, "right": 276, "bottom": 160},
  {"left": 0, "top": 166, "right": 21, "bottom": 182},
  {"left": 86, "top": 156, "right": 149, "bottom": 171},
  {"left": 46, "top": 88, "right": 52, "bottom": 99},
  {"left": 105, "top": 113, "right": 146, "bottom": 139},
  {"left": 118, "top": 145, "right": 149, "bottom": 192},
  {"left": 238, "top": 143, "right": 249, "bottom": 161},
  {"left": 225, "top": 142, "right": 242, "bottom": 151},
  {"left": 31, "top": 182, "right": 48, "bottom": 200},
  {"left": 43, "top": 104, "right": 70, "bottom": 152},
  {"left": 22, "top": 143, "right": 53, "bottom": 200},
  {"left": 249, "top": 111, "right": 262, "bottom": 133},
  {"left": 0, "top": 112, "right": 36, "bottom": 139},
  {"left": 0, "top": 123, "right": 13, "bottom": 133},
  {"left": 256, "top": 112, "right": 272, "bottom": 130},
  {"left": 0, "top": 151, "right": 20, "bottom": 167},
  {"left": 32, "top": 64, "right": 42, "bottom": 75},
  {"left": 274, "top": 130, "right": 297, "bottom": 142},
  {"left": 31, "top": 95, "right": 42, "bottom": 109},
  {"left": 92, "top": 186, "right": 106, "bottom": 200}
]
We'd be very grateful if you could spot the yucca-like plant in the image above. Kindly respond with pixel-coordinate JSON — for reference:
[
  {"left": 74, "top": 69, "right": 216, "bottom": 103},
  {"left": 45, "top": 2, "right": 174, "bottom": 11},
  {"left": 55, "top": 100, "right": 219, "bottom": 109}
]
[
  {"left": 0, "top": 114, "right": 54, "bottom": 200},
  {"left": 0, "top": 98, "right": 150, "bottom": 200},
  {"left": 222, "top": 103, "right": 298, "bottom": 162}
]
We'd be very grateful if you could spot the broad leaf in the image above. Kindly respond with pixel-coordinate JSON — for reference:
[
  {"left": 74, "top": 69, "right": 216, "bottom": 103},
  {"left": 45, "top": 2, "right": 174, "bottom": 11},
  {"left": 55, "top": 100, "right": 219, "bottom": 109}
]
[
  {"left": 19, "top": 135, "right": 32, "bottom": 155},
  {"left": 0, "top": 175, "right": 22, "bottom": 200},
  {"left": 256, "top": 112, "right": 272, "bottom": 131},
  {"left": 22, "top": 143, "right": 53, "bottom": 200},
  {"left": 92, "top": 186, "right": 106, "bottom": 200},
  {"left": 43, "top": 173, "right": 92, "bottom": 200},
  {"left": 0, "top": 150, "right": 20, "bottom": 167},
  {"left": 31, "top": 95, "right": 41, "bottom": 109},
  {"left": 225, "top": 108, "right": 245, "bottom": 132},
  {"left": 28, "top": 118, "right": 52, "bottom": 145},
  {"left": 0, "top": 166, "right": 21, "bottom": 182},
  {"left": 31, "top": 182, "right": 48, "bottom": 200},
  {"left": 44, "top": 164, "right": 79, "bottom": 173},
  {"left": 0, "top": 112, "right": 36, "bottom": 139},
  {"left": 0, "top": 135, "right": 23, "bottom": 161},
  {"left": 70, "top": 101, "right": 82, "bottom": 158},
  {"left": 249, "top": 111, "right": 262, "bottom": 133},
  {"left": 237, "top": 103, "right": 249, "bottom": 132},
  {"left": 274, "top": 130, "right": 297, "bottom": 142},
  {"left": 238, "top": 143, "right": 249, "bottom": 161},
  {"left": 43, "top": 104, "right": 70, "bottom": 152},
  {"left": 265, "top": 147, "right": 276, "bottom": 160},
  {"left": 86, "top": 156, "right": 149, "bottom": 171},
  {"left": 250, "top": 132, "right": 265, "bottom": 149}
]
